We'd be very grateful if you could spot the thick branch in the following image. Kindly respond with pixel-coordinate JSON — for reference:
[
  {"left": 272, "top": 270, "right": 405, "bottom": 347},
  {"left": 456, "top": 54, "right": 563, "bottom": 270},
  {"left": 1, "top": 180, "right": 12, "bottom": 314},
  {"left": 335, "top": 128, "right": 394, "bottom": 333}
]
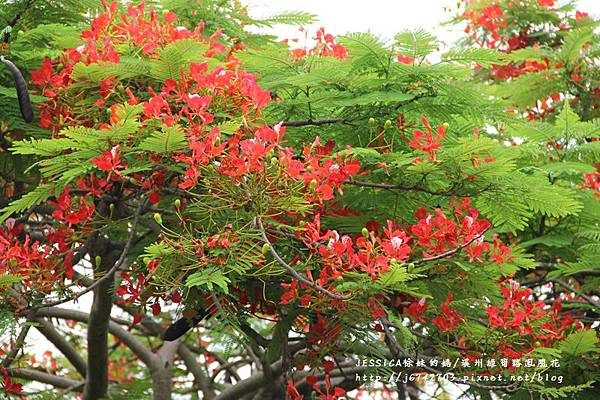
[
  {"left": 9, "top": 368, "right": 82, "bottom": 389},
  {"left": 34, "top": 318, "right": 87, "bottom": 377},
  {"left": 35, "top": 307, "right": 158, "bottom": 368},
  {"left": 213, "top": 360, "right": 283, "bottom": 400}
]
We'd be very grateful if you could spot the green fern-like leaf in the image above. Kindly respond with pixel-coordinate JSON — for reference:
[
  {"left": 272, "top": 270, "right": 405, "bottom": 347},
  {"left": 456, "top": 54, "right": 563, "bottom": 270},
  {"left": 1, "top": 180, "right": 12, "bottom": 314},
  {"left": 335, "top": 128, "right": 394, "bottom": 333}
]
[
  {"left": 394, "top": 29, "right": 438, "bottom": 60},
  {"left": 138, "top": 125, "right": 187, "bottom": 154},
  {"left": 0, "top": 184, "right": 57, "bottom": 223}
]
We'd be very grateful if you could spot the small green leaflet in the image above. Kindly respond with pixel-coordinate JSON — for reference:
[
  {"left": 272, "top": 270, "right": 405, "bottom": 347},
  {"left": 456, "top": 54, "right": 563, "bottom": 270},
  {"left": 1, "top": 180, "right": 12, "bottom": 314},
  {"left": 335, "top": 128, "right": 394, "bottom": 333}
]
[{"left": 186, "top": 268, "right": 230, "bottom": 294}]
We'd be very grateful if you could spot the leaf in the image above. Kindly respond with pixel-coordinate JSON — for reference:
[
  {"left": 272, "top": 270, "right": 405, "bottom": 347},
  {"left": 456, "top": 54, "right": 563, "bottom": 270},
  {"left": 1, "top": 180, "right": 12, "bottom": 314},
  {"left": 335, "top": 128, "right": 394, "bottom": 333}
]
[
  {"left": 378, "top": 261, "right": 411, "bottom": 287},
  {"left": 0, "top": 184, "right": 57, "bottom": 223},
  {"left": 559, "top": 28, "right": 593, "bottom": 62},
  {"left": 254, "top": 11, "right": 317, "bottom": 27},
  {"left": 331, "top": 91, "right": 414, "bottom": 106},
  {"left": 520, "top": 234, "right": 573, "bottom": 248},
  {"left": 186, "top": 269, "right": 230, "bottom": 294},
  {"left": 559, "top": 330, "right": 599, "bottom": 356},
  {"left": 149, "top": 39, "right": 210, "bottom": 80},
  {"left": 265, "top": 310, "right": 298, "bottom": 363},
  {"left": 443, "top": 47, "right": 507, "bottom": 67},
  {"left": 11, "top": 137, "right": 77, "bottom": 157},
  {"left": 139, "top": 125, "right": 187, "bottom": 154},
  {"left": 394, "top": 29, "right": 438, "bottom": 60},
  {"left": 521, "top": 176, "right": 582, "bottom": 218}
]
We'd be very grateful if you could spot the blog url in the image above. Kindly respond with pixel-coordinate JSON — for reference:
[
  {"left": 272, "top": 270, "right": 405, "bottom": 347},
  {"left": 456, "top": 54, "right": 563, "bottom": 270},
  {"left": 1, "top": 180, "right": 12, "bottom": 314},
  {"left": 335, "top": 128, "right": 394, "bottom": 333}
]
[{"left": 355, "top": 372, "right": 564, "bottom": 385}]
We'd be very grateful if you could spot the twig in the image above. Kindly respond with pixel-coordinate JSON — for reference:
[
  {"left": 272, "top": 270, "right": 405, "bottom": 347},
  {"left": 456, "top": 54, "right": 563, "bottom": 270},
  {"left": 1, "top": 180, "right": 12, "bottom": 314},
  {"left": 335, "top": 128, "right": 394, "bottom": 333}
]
[
  {"left": 0, "top": 311, "right": 34, "bottom": 368},
  {"left": 255, "top": 217, "right": 352, "bottom": 301},
  {"left": 281, "top": 118, "right": 346, "bottom": 127},
  {"left": 552, "top": 279, "right": 600, "bottom": 308},
  {"left": 345, "top": 179, "right": 456, "bottom": 196},
  {"left": 412, "top": 227, "right": 491, "bottom": 265}
]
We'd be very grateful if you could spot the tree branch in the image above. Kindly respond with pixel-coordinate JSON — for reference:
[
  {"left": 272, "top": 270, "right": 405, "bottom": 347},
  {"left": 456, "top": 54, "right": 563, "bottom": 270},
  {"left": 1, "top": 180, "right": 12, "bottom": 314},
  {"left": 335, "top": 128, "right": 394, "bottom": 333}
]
[
  {"left": 345, "top": 179, "right": 457, "bottom": 196},
  {"left": 0, "top": 312, "right": 34, "bottom": 368},
  {"left": 281, "top": 118, "right": 346, "bottom": 127},
  {"left": 34, "top": 317, "right": 87, "bottom": 377},
  {"left": 256, "top": 217, "right": 351, "bottom": 300},
  {"left": 552, "top": 279, "right": 600, "bottom": 308},
  {"left": 8, "top": 368, "right": 82, "bottom": 390},
  {"left": 412, "top": 227, "right": 491, "bottom": 265},
  {"left": 34, "top": 307, "right": 158, "bottom": 368}
]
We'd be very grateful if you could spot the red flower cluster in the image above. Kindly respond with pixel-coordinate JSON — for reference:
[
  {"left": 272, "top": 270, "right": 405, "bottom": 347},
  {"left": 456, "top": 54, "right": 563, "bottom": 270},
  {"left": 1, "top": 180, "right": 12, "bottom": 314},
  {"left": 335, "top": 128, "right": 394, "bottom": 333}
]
[
  {"left": 432, "top": 293, "right": 463, "bottom": 332},
  {"left": 0, "top": 218, "right": 74, "bottom": 290},
  {"left": 288, "top": 27, "right": 349, "bottom": 61},
  {"left": 407, "top": 115, "right": 446, "bottom": 162},
  {"left": 50, "top": 187, "right": 95, "bottom": 225},
  {"left": 486, "top": 281, "right": 577, "bottom": 346},
  {"left": 0, "top": 368, "right": 22, "bottom": 394},
  {"left": 486, "top": 282, "right": 546, "bottom": 336},
  {"left": 411, "top": 198, "right": 491, "bottom": 258},
  {"left": 295, "top": 199, "right": 499, "bottom": 291},
  {"left": 462, "top": 2, "right": 506, "bottom": 48}
]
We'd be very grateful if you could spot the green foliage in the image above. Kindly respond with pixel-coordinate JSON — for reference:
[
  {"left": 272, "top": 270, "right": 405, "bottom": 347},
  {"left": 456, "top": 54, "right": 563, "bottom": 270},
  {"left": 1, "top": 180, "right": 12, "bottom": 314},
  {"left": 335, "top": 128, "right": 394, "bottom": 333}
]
[
  {"left": 139, "top": 125, "right": 187, "bottom": 154},
  {"left": 559, "top": 330, "right": 599, "bottom": 357}
]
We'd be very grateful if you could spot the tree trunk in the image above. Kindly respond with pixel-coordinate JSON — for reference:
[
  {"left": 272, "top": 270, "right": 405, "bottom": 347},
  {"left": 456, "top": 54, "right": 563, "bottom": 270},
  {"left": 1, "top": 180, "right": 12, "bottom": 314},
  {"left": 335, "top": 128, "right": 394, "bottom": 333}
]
[
  {"left": 151, "top": 339, "right": 180, "bottom": 400},
  {"left": 82, "top": 235, "right": 118, "bottom": 400}
]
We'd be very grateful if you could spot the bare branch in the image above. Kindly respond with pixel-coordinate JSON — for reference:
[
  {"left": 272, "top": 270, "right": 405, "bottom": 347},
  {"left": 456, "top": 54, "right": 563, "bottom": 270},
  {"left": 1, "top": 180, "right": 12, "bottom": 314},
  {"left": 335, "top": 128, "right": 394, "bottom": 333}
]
[
  {"left": 34, "top": 307, "right": 158, "bottom": 368},
  {"left": 281, "top": 118, "right": 346, "bottom": 127},
  {"left": 1, "top": 312, "right": 34, "bottom": 368},
  {"left": 34, "top": 317, "right": 87, "bottom": 377},
  {"left": 552, "top": 279, "right": 600, "bottom": 308},
  {"left": 412, "top": 227, "right": 491, "bottom": 265},
  {"left": 345, "top": 179, "right": 456, "bottom": 196},
  {"left": 256, "top": 217, "right": 351, "bottom": 301},
  {"left": 9, "top": 368, "right": 83, "bottom": 390}
]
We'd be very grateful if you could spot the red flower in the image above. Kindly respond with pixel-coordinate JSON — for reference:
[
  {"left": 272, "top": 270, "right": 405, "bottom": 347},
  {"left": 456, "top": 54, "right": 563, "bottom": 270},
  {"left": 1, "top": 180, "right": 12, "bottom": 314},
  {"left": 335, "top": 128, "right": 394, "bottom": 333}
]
[
  {"left": 1, "top": 368, "right": 22, "bottom": 394},
  {"left": 397, "top": 54, "right": 414, "bottom": 64},
  {"left": 405, "top": 298, "right": 428, "bottom": 322},
  {"left": 92, "top": 145, "right": 126, "bottom": 179},
  {"left": 280, "top": 279, "right": 299, "bottom": 304},
  {"left": 432, "top": 293, "right": 463, "bottom": 332},
  {"left": 407, "top": 115, "right": 446, "bottom": 161}
]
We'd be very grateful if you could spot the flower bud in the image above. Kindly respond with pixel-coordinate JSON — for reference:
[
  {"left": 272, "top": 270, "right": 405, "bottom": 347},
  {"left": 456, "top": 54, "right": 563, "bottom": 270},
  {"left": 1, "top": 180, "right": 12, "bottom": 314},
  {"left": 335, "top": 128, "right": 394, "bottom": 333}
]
[
  {"left": 362, "top": 227, "right": 369, "bottom": 239},
  {"left": 270, "top": 157, "right": 278, "bottom": 166},
  {"left": 153, "top": 212, "right": 163, "bottom": 225},
  {"left": 442, "top": 122, "right": 449, "bottom": 130},
  {"left": 309, "top": 179, "right": 317, "bottom": 190},
  {"left": 368, "top": 117, "right": 376, "bottom": 126},
  {"left": 261, "top": 243, "right": 270, "bottom": 255},
  {"left": 306, "top": 165, "right": 313, "bottom": 173},
  {"left": 109, "top": 203, "right": 115, "bottom": 214},
  {"left": 95, "top": 255, "right": 102, "bottom": 267},
  {"left": 174, "top": 199, "right": 181, "bottom": 209},
  {"left": 384, "top": 120, "right": 392, "bottom": 129}
]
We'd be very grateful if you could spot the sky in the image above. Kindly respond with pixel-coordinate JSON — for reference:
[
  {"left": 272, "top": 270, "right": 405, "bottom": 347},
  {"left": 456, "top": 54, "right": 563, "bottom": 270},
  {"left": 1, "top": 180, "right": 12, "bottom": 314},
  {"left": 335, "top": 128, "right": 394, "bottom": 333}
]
[{"left": 244, "top": 0, "right": 600, "bottom": 46}]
